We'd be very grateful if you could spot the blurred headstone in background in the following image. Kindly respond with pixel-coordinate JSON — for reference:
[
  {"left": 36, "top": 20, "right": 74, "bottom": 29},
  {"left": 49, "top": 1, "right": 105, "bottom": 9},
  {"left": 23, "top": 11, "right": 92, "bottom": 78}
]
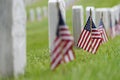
[
  {"left": 43, "top": 6, "right": 48, "bottom": 17},
  {"left": 72, "top": 5, "right": 84, "bottom": 46},
  {"left": 95, "top": 8, "right": 110, "bottom": 31},
  {"left": 0, "top": 0, "right": 26, "bottom": 77},
  {"left": 65, "top": 0, "right": 69, "bottom": 8},
  {"left": 36, "top": 7, "right": 42, "bottom": 21},
  {"left": 86, "top": 6, "right": 96, "bottom": 24},
  {"left": 113, "top": 5, "right": 120, "bottom": 35},
  {"left": 110, "top": 8, "right": 116, "bottom": 38},
  {"left": 29, "top": 9, "right": 35, "bottom": 22},
  {"left": 65, "top": 0, "right": 75, "bottom": 9},
  {"left": 113, "top": 5, "right": 120, "bottom": 22}
]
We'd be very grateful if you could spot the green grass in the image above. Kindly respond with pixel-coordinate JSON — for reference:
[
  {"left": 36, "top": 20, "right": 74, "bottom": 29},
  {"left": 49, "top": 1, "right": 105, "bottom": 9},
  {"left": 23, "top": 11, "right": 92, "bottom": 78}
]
[
  {"left": 79, "top": 0, "right": 120, "bottom": 8},
  {"left": 5, "top": 0, "right": 120, "bottom": 80}
]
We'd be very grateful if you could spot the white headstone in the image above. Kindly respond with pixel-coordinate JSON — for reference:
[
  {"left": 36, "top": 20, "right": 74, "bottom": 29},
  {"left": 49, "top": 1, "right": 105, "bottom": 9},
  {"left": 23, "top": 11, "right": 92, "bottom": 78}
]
[
  {"left": 0, "top": 0, "right": 26, "bottom": 77},
  {"left": 113, "top": 6, "right": 120, "bottom": 35},
  {"left": 110, "top": 8, "right": 116, "bottom": 37},
  {"left": 95, "top": 8, "right": 110, "bottom": 31},
  {"left": 36, "top": 7, "right": 42, "bottom": 21},
  {"left": 72, "top": 6, "right": 84, "bottom": 46},
  {"left": 29, "top": 9, "right": 35, "bottom": 22},
  {"left": 86, "top": 6, "right": 96, "bottom": 23},
  {"left": 113, "top": 6, "right": 120, "bottom": 22},
  {"left": 43, "top": 6, "right": 48, "bottom": 17},
  {"left": 118, "top": 5, "right": 120, "bottom": 19},
  {"left": 48, "top": 0, "right": 66, "bottom": 52}
]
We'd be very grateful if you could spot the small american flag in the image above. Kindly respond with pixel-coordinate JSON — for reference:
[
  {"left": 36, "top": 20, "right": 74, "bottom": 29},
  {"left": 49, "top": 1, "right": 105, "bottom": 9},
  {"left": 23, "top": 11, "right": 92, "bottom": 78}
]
[
  {"left": 50, "top": 6, "right": 75, "bottom": 70},
  {"left": 77, "top": 16, "right": 102, "bottom": 54},
  {"left": 98, "top": 18, "right": 108, "bottom": 43}
]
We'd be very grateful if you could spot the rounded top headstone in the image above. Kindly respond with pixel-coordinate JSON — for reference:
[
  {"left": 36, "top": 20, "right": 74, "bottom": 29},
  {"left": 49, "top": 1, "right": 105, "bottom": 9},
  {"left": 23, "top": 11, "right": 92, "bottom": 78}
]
[{"left": 72, "top": 5, "right": 83, "bottom": 9}]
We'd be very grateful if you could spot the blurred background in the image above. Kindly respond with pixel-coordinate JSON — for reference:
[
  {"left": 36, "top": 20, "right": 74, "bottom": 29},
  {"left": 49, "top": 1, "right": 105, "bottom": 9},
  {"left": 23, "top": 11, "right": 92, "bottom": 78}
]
[{"left": 17, "top": 0, "right": 120, "bottom": 80}]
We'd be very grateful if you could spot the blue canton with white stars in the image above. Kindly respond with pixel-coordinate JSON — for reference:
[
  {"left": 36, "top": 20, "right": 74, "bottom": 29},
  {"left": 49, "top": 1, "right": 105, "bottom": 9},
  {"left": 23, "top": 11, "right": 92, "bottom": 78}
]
[{"left": 84, "top": 16, "right": 96, "bottom": 31}]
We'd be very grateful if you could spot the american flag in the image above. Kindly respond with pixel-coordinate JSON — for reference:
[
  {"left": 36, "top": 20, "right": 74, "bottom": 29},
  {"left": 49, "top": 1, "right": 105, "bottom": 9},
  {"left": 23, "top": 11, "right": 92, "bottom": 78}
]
[
  {"left": 98, "top": 18, "right": 108, "bottom": 43},
  {"left": 50, "top": 6, "right": 75, "bottom": 70},
  {"left": 77, "top": 16, "right": 102, "bottom": 54}
]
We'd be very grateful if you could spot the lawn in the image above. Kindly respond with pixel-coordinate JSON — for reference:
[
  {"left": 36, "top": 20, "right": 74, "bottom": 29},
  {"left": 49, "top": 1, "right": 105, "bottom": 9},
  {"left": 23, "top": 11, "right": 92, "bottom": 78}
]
[{"left": 16, "top": 0, "right": 120, "bottom": 80}]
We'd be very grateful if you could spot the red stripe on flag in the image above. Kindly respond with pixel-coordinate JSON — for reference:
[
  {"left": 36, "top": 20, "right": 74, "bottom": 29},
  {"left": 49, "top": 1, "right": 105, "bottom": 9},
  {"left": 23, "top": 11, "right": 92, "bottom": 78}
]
[{"left": 51, "top": 25, "right": 75, "bottom": 70}]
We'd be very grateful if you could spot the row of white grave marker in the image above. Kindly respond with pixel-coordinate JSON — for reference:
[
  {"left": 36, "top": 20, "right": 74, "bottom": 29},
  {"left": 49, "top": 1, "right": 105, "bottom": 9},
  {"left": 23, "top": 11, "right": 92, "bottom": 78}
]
[
  {"left": 0, "top": 0, "right": 119, "bottom": 78},
  {"left": 29, "top": 6, "right": 48, "bottom": 22},
  {"left": 73, "top": 5, "right": 120, "bottom": 45},
  {"left": 65, "top": 0, "right": 76, "bottom": 9},
  {"left": 29, "top": 0, "right": 77, "bottom": 22},
  {"left": 0, "top": 0, "right": 26, "bottom": 78},
  {"left": 48, "top": 0, "right": 120, "bottom": 51}
]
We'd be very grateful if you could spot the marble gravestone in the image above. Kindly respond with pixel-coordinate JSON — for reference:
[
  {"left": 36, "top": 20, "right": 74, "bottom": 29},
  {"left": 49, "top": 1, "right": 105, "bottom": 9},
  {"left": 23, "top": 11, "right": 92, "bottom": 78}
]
[
  {"left": 36, "top": 7, "right": 42, "bottom": 21},
  {"left": 43, "top": 6, "right": 48, "bottom": 17},
  {"left": 48, "top": 0, "right": 66, "bottom": 52},
  {"left": 72, "top": 6, "right": 84, "bottom": 46},
  {"left": 113, "top": 6, "right": 120, "bottom": 23},
  {"left": 112, "top": 6, "right": 120, "bottom": 35},
  {"left": 110, "top": 8, "right": 116, "bottom": 38},
  {"left": 29, "top": 9, "right": 35, "bottom": 22},
  {"left": 0, "top": 0, "right": 26, "bottom": 77},
  {"left": 95, "top": 8, "right": 110, "bottom": 31}
]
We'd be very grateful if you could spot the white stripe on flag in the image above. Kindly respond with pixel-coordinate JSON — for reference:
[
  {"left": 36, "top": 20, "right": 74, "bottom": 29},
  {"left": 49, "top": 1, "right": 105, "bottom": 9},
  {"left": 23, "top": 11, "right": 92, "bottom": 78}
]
[
  {"left": 61, "top": 36, "right": 73, "bottom": 40},
  {"left": 54, "top": 38, "right": 61, "bottom": 48},
  {"left": 83, "top": 32, "right": 91, "bottom": 50},
  {"left": 69, "top": 50, "right": 74, "bottom": 60},
  {"left": 78, "top": 30, "right": 86, "bottom": 47},
  {"left": 51, "top": 45, "right": 62, "bottom": 61},
  {"left": 60, "top": 30, "right": 70, "bottom": 35},
  {"left": 62, "top": 42, "right": 73, "bottom": 54},
  {"left": 64, "top": 55, "right": 69, "bottom": 63},
  {"left": 51, "top": 54, "right": 62, "bottom": 70},
  {"left": 81, "top": 31, "right": 89, "bottom": 48}
]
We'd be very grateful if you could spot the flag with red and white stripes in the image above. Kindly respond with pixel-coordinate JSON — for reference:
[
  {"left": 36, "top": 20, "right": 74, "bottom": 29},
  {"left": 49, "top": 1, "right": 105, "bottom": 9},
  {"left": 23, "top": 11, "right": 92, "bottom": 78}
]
[
  {"left": 98, "top": 18, "right": 108, "bottom": 43},
  {"left": 77, "top": 16, "right": 102, "bottom": 54},
  {"left": 50, "top": 6, "right": 75, "bottom": 70}
]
